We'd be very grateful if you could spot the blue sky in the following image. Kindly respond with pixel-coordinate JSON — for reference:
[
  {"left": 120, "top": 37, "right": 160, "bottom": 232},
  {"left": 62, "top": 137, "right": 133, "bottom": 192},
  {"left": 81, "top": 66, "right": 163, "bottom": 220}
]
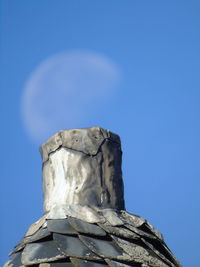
[{"left": 1, "top": 1, "right": 200, "bottom": 266}]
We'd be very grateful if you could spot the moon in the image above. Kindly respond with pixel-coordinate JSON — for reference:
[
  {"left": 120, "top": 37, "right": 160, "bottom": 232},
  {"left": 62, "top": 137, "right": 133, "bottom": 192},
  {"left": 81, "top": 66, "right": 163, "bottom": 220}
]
[{"left": 21, "top": 50, "right": 121, "bottom": 145}]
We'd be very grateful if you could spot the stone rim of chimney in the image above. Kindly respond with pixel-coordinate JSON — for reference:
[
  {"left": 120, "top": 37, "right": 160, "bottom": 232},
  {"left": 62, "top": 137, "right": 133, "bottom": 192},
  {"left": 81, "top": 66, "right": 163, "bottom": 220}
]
[{"left": 40, "top": 126, "right": 121, "bottom": 163}]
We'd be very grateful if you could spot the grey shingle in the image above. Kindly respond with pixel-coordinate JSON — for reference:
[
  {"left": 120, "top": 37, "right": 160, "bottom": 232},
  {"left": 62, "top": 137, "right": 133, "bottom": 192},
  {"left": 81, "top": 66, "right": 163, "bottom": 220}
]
[
  {"left": 53, "top": 233, "right": 101, "bottom": 260},
  {"left": 47, "top": 219, "right": 77, "bottom": 235},
  {"left": 68, "top": 217, "right": 106, "bottom": 236},
  {"left": 21, "top": 240, "right": 66, "bottom": 265}
]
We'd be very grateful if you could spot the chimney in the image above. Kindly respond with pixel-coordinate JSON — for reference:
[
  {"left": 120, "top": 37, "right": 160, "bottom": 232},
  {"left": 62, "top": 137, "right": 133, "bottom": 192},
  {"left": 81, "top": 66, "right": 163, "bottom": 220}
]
[{"left": 40, "top": 126, "right": 125, "bottom": 213}]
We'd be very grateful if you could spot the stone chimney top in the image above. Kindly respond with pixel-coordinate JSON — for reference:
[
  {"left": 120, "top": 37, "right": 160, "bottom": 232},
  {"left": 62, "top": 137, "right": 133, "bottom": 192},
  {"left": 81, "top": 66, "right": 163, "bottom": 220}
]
[{"left": 40, "top": 127, "right": 125, "bottom": 213}]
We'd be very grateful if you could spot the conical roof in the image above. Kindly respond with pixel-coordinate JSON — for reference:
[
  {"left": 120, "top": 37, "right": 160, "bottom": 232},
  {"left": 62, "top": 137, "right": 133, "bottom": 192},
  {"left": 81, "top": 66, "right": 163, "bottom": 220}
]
[{"left": 4, "top": 127, "right": 182, "bottom": 267}]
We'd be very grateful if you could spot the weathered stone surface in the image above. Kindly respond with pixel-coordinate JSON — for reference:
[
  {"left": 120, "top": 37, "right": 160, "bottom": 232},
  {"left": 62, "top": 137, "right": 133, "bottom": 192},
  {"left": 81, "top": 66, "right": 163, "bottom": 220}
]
[
  {"left": 70, "top": 258, "right": 107, "bottom": 266},
  {"left": 79, "top": 235, "right": 131, "bottom": 261},
  {"left": 120, "top": 211, "right": 146, "bottom": 228},
  {"left": 40, "top": 127, "right": 120, "bottom": 162},
  {"left": 21, "top": 240, "right": 65, "bottom": 265},
  {"left": 105, "top": 259, "right": 137, "bottom": 267},
  {"left": 102, "top": 209, "right": 124, "bottom": 226},
  {"left": 25, "top": 214, "right": 47, "bottom": 237},
  {"left": 98, "top": 222, "right": 139, "bottom": 240},
  {"left": 46, "top": 204, "right": 103, "bottom": 223},
  {"left": 9, "top": 241, "right": 25, "bottom": 255},
  {"left": 40, "top": 262, "right": 73, "bottom": 267},
  {"left": 42, "top": 127, "right": 124, "bottom": 213},
  {"left": 140, "top": 237, "right": 177, "bottom": 267},
  {"left": 67, "top": 216, "right": 106, "bottom": 236},
  {"left": 39, "top": 263, "right": 73, "bottom": 267},
  {"left": 53, "top": 233, "right": 101, "bottom": 260},
  {"left": 7, "top": 209, "right": 181, "bottom": 267},
  {"left": 4, "top": 252, "right": 24, "bottom": 267},
  {"left": 23, "top": 227, "right": 51, "bottom": 244},
  {"left": 111, "top": 235, "right": 168, "bottom": 267},
  {"left": 47, "top": 219, "right": 77, "bottom": 234},
  {"left": 46, "top": 205, "right": 68, "bottom": 219}
]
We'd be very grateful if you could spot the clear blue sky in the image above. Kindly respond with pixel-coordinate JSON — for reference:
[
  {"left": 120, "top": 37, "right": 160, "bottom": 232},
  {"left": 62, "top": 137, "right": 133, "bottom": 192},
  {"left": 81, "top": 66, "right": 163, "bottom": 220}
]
[{"left": 1, "top": 1, "right": 200, "bottom": 266}]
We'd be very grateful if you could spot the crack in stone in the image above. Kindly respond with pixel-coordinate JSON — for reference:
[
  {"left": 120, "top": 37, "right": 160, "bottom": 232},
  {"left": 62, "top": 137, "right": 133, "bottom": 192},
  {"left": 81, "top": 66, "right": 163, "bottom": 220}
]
[{"left": 42, "top": 137, "right": 120, "bottom": 165}]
